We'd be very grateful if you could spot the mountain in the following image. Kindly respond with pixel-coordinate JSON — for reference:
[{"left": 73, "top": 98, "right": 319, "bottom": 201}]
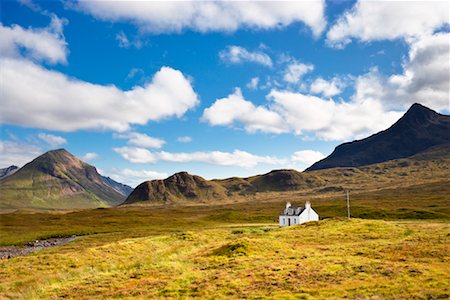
[
  {"left": 0, "top": 149, "right": 126, "bottom": 209},
  {"left": 124, "top": 169, "right": 326, "bottom": 205},
  {"left": 0, "top": 166, "right": 19, "bottom": 180},
  {"left": 124, "top": 172, "right": 228, "bottom": 204},
  {"left": 306, "top": 103, "right": 450, "bottom": 171},
  {"left": 101, "top": 176, "right": 133, "bottom": 197},
  {"left": 124, "top": 143, "right": 450, "bottom": 205}
]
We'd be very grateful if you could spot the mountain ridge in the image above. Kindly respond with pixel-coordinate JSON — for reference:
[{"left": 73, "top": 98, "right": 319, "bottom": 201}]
[{"left": 306, "top": 103, "right": 450, "bottom": 171}]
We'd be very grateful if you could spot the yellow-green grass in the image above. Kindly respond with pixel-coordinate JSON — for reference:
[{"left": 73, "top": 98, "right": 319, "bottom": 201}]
[
  {"left": 0, "top": 218, "right": 448, "bottom": 299},
  {"left": 1, "top": 180, "right": 449, "bottom": 248}
]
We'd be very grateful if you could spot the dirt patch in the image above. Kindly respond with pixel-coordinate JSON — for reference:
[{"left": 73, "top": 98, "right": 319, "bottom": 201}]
[{"left": 0, "top": 236, "right": 77, "bottom": 260}]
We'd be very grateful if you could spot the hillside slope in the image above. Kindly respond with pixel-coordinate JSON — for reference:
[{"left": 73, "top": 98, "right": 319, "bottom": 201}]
[
  {"left": 124, "top": 144, "right": 450, "bottom": 205},
  {"left": 0, "top": 149, "right": 126, "bottom": 209},
  {"left": 306, "top": 103, "right": 450, "bottom": 171},
  {"left": 124, "top": 172, "right": 228, "bottom": 204}
]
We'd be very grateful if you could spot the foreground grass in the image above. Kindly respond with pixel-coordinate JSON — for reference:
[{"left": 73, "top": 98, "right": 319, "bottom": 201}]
[{"left": 0, "top": 218, "right": 448, "bottom": 299}]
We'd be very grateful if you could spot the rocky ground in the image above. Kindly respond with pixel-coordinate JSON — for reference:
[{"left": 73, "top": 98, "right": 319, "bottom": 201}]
[{"left": 0, "top": 236, "right": 77, "bottom": 260}]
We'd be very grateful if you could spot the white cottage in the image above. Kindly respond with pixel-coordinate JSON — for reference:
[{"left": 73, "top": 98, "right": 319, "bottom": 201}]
[{"left": 279, "top": 201, "right": 319, "bottom": 226}]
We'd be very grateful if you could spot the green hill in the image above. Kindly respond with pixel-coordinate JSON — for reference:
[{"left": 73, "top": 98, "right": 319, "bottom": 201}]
[{"left": 0, "top": 149, "right": 126, "bottom": 209}]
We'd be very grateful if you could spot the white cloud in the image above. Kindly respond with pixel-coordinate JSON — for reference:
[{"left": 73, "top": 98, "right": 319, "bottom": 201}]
[
  {"left": 219, "top": 46, "right": 273, "bottom": 67},
  {"left": 105, "top": 168, "right": 168, "bottom": 187},
  {"left": 81, "top": 152, "right": 99, "bottom": 161},
  {"left": 202, "top": 88, "right": 403, "bottom": 141},
  {"left": 310, "top": 77, "right": 342, "bottom": 97},
  {"left": 113, "top": 147, "right": 157, "bottom": 163},
  {"left": 386, "top": 33, "right": 450, "bottom": 111},
  {"left": 115, "top": 132, "right": 166, "bottom": 149},
  {"left": 0, "top": 58, "right": 199, "bottom": 132},
  {"left": 291, "top": 150, "right": 325, "bottom": 166},
  {"left": 177, "top": 136, "right": 192, "bottom": 143},
  {"left": 0, "top": 18, "right": 67, "bottom": 64},
  {"left": 0, "top": 21, "right": 199, "bottom": 132},
  {"left": 0, "top": 140, "right": 43, "bottom": 167},
  {"left": 246, "top": 77, "right": 260, "bottom": 90},
  {"left": 268, "top": 90, "right": 402, "bottom": 141},
  {"left": 327, "top": 1, "right": 449, "bottom": 47},
  {"left": 114, "top": 146, "right": 285, "bottom": 168},
  {"left": 349, "top": 32, "right": 449, "bottom": 112},
  {"left": 202, "top": 88, "right": 288, "bottom": 134},
  {"left": 283, "top": 62, "right": 314, "bottom": 84},
  {"left": 75, "top": 1, "right": 326, "bottom": 36},
  {"left": 37, "top": 133, "right": 67, "bottom": 147}
]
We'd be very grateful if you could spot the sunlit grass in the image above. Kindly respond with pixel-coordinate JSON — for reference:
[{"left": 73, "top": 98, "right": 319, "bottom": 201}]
[{"left": 0, "top": 218, "right": 448, "bottom": 299}]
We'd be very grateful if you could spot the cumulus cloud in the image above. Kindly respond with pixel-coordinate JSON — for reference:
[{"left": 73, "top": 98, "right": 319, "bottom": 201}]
[
  {"left": 0, "top": 17, "right": 67, "bottom": 64},
  {"left": 114, "top": 146, "right": 285, "bottom": 168},
  {"left": 177, "top": 136, "right": 192, "bottom": 143},
  {"left": 81, "top": 152, "right": 99, "bottom": 161},
  {"left": 327, "top": 1, "right": 449, "bottom": 47},
  {"left": 113, "top": 147, "right": 157, "bottom": 163},
  {"left": 0, "top": 21, "right": 199, "bottom": 132},
  {"left": 219, "top": 46, "right": 273, "bottom": 67},
  {"left": 114, "top": 132, "right": 166, "bottom": 149},
  {"left": 283, "top": 62, "right": 314, "bottom": 84},
  {"left": 349, "top": 33, "right": 449, "bottom": 112},
  {"left": 386, "top": 33, "right": 450, "bottom": 111},
  {"left": 202, "top": 88, "right": 403, "bottom": 141},
  {"left": 268, "top": 90, "right": 402, "bottom": 140},
  {"left": 104, "top": 168, "right": 168, "bottom": 187},
  {"left": 0, "top": 58, "right": 199, "bottom": 132},
  {"left": 0, "top": 140, "right": 43, "bottom": 167},
  {"left": 37, "top": 133, "right": 67, "bottom": 147},
  {"left": 310, "top": 77, "right": 342, "bottom": 97},
  {"left": 291, "top": 150, "right": 325, "bottom": 165},
  {"left": 75, "top": 1, "right": 326, "bottom": 36},
  {"left": 202, "top": 88, "right": 288, "bottom": 134}
]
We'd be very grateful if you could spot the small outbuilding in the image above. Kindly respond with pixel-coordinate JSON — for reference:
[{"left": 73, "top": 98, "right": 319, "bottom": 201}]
[{"left": 279, "top": 201, "right": 319, "bottom": 226}]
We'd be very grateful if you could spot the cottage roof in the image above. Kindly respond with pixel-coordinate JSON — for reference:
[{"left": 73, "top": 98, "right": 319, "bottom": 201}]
[{"left": 280, "top": 206, "right": 305, "bottom": 216}]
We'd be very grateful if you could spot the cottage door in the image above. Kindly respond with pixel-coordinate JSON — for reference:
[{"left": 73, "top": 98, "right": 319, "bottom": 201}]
[{"left": 288, "top": 218, "right": 291, "bottom": 226}]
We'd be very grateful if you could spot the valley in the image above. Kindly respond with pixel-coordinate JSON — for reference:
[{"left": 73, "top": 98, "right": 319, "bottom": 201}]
[{"left": 1, "top": 103, "right": 449, "bottom": 299}]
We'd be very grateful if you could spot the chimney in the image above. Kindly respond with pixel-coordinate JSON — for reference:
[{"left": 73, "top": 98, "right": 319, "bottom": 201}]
[
  {"left": 286, "top": 202, "right": 291, "bottom": 209},
  {"left": 305, "top": 201, "right": 311, "bottom": 209}
]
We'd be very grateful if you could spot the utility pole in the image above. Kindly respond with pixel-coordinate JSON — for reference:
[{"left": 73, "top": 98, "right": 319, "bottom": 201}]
[{"left": 346, "top": 190, "right": 351, "bottom": 219}]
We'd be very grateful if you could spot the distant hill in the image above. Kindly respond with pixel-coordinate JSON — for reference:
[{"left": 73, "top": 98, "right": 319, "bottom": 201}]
[
  {"left": 101, "top": 176, "right": 133, "bottom": 197},
  {"left": 0, "top": 166, "right": 18, "bottom": 180},
  {"left": 124, "top": 172, "right": 228, "bottom": 204},
  {"left": 125, "top": 169, "right": 327, "bottom": 205},
  {"left": 124, "top": 143, "right": 450, "bottom": 205},
  {"left": 0, "top": 149, "right": 126, "bottom": 209},
  {"left": 306, "top": 103, "right": 450, "bottom": 171}
]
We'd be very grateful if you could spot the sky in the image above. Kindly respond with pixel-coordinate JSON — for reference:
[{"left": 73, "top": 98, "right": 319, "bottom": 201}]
[{"left": 1, "top": 0, "right": 449, "bottom": 187}]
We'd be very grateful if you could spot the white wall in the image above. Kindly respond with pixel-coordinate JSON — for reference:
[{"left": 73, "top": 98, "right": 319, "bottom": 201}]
[
  {"left": 279, "top": 216, "right": 300, "bottom": 226},
  {"left": 299, "top": 207, "right": 319, "bottom": 224}
]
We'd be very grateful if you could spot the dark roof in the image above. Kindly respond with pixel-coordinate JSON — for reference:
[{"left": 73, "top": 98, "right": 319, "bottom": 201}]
[{"left": 280, "top": 206, "right": 305, "bottom": 216}]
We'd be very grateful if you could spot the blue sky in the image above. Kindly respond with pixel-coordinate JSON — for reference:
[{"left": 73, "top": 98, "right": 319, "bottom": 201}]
[{"left": 1, "top": 0, "right": 449, "bottom": 186}]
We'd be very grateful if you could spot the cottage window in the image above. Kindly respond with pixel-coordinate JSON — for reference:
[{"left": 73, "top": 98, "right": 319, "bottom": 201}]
[{"left": 294, "top": 218, "right": 296, "bottom": 224}]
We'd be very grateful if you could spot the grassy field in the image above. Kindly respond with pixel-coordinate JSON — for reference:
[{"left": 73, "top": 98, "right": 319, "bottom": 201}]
[
  {"left": 1, "top": 184, "right": 449, "bottom": 299},
  {"left": 0, "top": 216, "right": 448, "bottom": 299},
  {"left": 1, "top": 178, "right": 449, "bottom": 299}
]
